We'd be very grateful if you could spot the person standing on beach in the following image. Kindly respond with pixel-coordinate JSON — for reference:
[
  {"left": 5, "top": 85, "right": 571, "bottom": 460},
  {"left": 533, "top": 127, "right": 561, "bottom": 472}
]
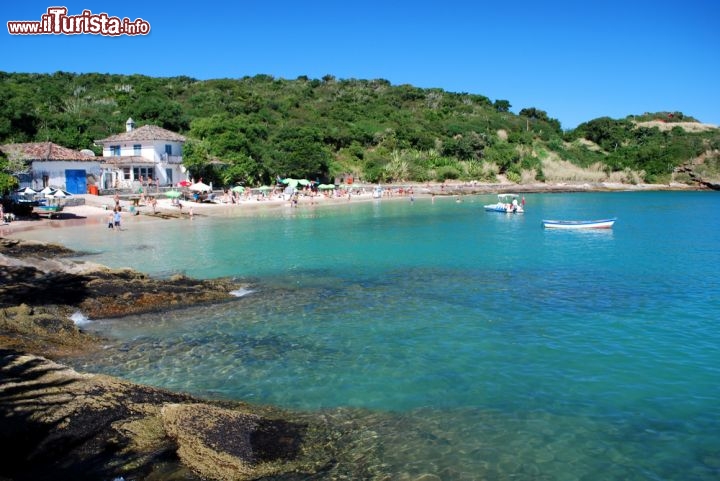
[
  {"left": 113, "top": 208, "right": 122, "bottom": 230},
  {"left": 107, "top": 211, "right": 114, "bottom": 230}
]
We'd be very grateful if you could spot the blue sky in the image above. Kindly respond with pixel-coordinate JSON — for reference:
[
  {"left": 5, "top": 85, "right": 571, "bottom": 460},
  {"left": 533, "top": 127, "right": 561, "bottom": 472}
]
[{"left": 3, "top": 0, "right": 719, "bottom": 129}]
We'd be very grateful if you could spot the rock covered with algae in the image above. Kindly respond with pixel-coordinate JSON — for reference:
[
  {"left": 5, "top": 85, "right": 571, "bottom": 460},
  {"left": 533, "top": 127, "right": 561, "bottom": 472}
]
[
  {"left": 0, "top": 350, "right": 335, "bottom": 480},
  {"left": 0, "top": 237, "right": 392, "bottom": 480}
]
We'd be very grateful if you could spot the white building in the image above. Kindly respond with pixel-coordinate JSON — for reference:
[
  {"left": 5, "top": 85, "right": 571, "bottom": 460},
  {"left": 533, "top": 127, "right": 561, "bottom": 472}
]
[
  {"left": 95, "top": 118, "right": 187, "bottom": 189},
  {"left": 0, "top": 142, "right": 101, "bottom": 194}
]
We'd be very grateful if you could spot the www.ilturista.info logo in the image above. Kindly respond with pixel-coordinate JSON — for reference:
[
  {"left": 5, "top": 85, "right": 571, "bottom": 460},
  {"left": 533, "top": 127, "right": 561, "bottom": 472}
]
[{"left": 7, "top": 7, "right": 150, "bottom": 36}]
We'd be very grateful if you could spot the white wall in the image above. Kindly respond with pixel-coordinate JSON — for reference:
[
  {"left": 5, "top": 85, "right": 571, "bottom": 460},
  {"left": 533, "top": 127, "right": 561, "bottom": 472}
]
[
  {"left": 31, "top": 160, "right": 102, "bottom": 189},
  {"left": 102, "top": 141, "right": 183, "bottom": 161}
]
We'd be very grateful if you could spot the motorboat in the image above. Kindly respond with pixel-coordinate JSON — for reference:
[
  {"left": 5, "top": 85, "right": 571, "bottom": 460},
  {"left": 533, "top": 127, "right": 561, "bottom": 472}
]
[
  {"left": 542, "top": 218, "right": 616, "bottom": 229},
  {"left": 484, "top": 193, "right": 524, "bottom": 213}
]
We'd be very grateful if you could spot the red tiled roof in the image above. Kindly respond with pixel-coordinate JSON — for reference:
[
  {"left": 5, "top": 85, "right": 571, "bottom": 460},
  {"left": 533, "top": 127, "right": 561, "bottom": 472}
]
[
  {"left": 95, "top": 125, "right": 186, "bottom": 144},
  {"left": 0, "top": 142, "right": 96, "bottom": 161}
]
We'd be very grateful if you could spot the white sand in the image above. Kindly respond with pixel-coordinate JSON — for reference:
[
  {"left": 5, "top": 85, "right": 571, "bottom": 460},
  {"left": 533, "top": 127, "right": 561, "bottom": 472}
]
[{"left": 0, "top": 181, "right": 700, "bottom": 238}]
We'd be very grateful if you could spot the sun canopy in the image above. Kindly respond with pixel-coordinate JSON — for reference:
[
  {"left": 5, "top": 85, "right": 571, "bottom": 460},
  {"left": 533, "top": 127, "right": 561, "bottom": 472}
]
[
  {"left": 48, "top": 189, "right": 72, "bottom": 198},
  {"left": 189, "top": 182, "right": 211, "bottom": 192}
]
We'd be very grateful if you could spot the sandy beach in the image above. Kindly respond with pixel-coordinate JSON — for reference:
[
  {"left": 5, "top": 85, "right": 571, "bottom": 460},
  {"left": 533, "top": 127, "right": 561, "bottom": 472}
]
[{"left": 0, "top": 180, "right": 703, "bottom": 238}]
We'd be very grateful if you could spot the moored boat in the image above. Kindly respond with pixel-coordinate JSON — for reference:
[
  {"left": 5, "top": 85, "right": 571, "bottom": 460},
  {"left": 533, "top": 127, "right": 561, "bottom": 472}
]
[
  {"left": 542, "top": 218, "right": 616, "bottom": 229},
  {"left": 484, "top": 193, "right": 524, "bottom": 213}
]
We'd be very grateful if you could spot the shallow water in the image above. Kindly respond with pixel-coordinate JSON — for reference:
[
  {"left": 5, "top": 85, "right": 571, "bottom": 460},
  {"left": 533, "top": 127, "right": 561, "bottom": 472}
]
[{"left": 17, "top": 191, "right": 720, "bottom": 480}]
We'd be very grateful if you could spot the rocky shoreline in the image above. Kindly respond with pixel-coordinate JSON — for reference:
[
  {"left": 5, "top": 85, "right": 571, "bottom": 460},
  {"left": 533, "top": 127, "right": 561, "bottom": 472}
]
[
  {"left": 1, "top": 184, "right": 715, "bottom": 480},
  {"left": 0, "top": 238, "right": 381, "bottom": 481}
]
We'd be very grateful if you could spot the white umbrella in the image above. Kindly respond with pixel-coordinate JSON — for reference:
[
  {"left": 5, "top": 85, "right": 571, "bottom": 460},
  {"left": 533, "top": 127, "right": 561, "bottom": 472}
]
[
  {"left": 16, "top": 187, "right": 37, "bottom": 195},
  {"left": 189, "top": 182, "right": 211, "bottom": 192},
  {"left": 40, "top": 186, "right": 56, "bottom": 196},
  {"left": 48, "top": 189, "right": 72, "bottom": 198}
]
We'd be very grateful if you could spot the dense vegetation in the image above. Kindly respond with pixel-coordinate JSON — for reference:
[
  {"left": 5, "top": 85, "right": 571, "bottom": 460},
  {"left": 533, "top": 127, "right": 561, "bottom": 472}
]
[{"left": 1, "top": 71, "right": 718, "bottom": 190}]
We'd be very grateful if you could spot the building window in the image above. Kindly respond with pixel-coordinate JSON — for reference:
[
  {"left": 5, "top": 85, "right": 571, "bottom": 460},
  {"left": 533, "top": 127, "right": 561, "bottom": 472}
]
[
  {"left": 133, "top": 167, "right": 154, "bottom": 181},
  {"left": 111, "top": 145, "right": 121, "bottom": 156},
  {"left": 122, "top": 168, "right": 131, "bottom": 180},
  {"left": 165, "top": 144, "right": 172, "bottom": 156},
  {"left": 133, "top": 144, "right": 141, "bottom": 155}
]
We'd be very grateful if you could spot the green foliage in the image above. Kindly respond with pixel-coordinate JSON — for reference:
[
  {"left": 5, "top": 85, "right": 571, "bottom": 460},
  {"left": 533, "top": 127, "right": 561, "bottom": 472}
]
[
  {"left": 626, "top": 111, "right": 697, "bottom": 123},
  {"left": 0, "top": 149, "right": 19, "bottom": 193},
  {"left": 0, "top": 71, "right": 715, "bottom": 186},
  {"left": 483, "top": 143, "right": 519, "bottom": 173},
  {"left": 493, "top": 99, "right": 511, "bottom": 112}
]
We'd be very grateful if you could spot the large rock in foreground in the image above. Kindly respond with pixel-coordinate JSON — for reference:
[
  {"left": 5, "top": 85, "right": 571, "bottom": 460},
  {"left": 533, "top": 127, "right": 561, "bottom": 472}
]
[{"left": 0, "top": 350, "right": 333, "bottom": 481}]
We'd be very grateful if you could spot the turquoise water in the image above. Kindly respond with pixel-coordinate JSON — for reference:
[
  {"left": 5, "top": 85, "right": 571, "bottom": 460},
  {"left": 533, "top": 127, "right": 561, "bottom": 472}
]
[{"left": 19, "top": 191, "right": 720, "bottom": 480}]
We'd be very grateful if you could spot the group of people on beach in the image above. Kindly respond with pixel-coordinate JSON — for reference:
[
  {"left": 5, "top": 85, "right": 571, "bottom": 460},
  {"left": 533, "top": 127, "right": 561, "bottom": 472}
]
[{"left": 107, "top": 208, "right": 121, "bottom": 230}]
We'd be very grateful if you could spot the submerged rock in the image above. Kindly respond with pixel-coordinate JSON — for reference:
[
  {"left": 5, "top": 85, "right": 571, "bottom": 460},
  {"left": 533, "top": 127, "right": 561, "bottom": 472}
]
[
  {"left": 0, "top": 238, "right": 389, "bottom": 480},
  {"left": 0, "top": 237, "right": 250, "bottom": 355}
]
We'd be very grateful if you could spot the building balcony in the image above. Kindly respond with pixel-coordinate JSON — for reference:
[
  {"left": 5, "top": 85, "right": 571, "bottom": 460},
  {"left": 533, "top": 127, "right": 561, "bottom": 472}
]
[{"left": 161, "top": 154, "right": 183, "bottom": 164}]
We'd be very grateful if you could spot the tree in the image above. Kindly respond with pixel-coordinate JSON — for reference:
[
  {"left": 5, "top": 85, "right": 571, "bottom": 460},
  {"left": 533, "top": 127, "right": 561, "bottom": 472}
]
[
  {"left": 493, "top": 99, "right": 511, "bottom": 112},
  {"left": 483, "top": 142, "right": 518, "bottom": 173},
  {"left": 267, "top": 128, "right": 332, "bottom": 180},
  {"left": 519, "top": 107, "right": 562, "bottom": 134},
  {"left": 0, "top": 150, "right": 23, "bottom": 193}
]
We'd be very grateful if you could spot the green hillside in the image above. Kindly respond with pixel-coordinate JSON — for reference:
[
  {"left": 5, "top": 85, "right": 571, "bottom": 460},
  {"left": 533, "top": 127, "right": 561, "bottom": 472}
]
[{"left": 1, "top": 71, "right": 718, "bottom": 190}]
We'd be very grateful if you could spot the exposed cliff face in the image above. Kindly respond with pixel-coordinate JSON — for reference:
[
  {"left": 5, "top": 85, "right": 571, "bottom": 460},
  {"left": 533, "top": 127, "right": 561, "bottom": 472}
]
[{"left": 673, "top": 151, "right": 720, "bottom": 190}]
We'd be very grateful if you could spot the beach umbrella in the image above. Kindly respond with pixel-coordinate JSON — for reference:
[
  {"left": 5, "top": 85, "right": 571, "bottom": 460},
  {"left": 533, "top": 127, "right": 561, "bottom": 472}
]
[
  {"left": 282, "top": 178, "right": 299, "bottom": 188},
  {"left": 318, "top": 184, "right": 335, "bottom": 190},
  {"left": 231, "top": 186, "right": 245, "bottom": 193},
  {"left": 178, "top": 180, "right": 192, "bottom": 187},
  {"left": 165, "top": 190, "right": 182, "bottom": 198},
  {"left": 16, "top": 187, "right": 37, "bottom": 195},
  {"left": 39, "top": 186, "right": 56, "bottom": 196},
  {"left": 189, "top": 181, "right": 211, "bottom": 192},
  {"left": 257, "top": 185, "right": 272, "bottom": 191},
  {"left": 48, "top": 189, "right": 72, "bottom": 198},
  {"left": 298, "top": 179, "right": 311, "bottom": 186}
]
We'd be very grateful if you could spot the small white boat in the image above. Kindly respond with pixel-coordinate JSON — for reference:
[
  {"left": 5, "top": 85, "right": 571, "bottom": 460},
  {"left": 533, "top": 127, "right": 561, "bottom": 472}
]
[
  {"left": 542, "top": 218, "right": 616, "bottom": 229},
  {"left": 484, "top": 193, "right": 524, "bottom": 213}
]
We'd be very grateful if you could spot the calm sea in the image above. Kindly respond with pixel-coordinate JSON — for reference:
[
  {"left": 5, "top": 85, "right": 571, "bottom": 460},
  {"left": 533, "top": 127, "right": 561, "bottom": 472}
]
[{"left": 16, "top": 191, "right": 720, "bottom": 480}]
